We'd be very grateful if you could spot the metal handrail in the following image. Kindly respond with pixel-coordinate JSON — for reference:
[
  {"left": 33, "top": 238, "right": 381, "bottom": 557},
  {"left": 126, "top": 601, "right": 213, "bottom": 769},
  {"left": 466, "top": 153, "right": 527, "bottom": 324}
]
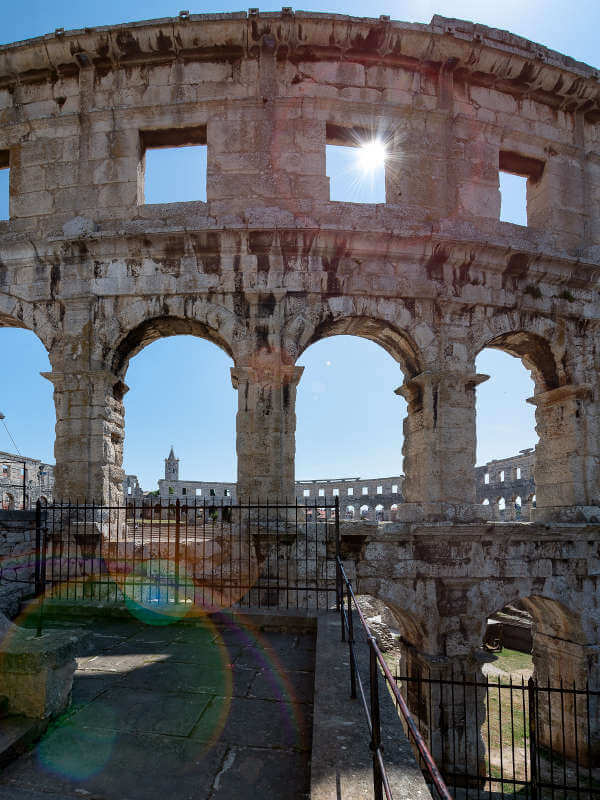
[{"left": 336, "top": 556, "right": 453, "bottom": 800}]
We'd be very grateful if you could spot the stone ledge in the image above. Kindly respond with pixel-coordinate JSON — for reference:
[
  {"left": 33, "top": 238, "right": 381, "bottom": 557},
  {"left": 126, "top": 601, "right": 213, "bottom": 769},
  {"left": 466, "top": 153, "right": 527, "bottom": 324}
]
[
  {"left": 310, "top": 612, "right": 433, "bottom": 800},
  {"left": 0, "top": 614, "right": 90, "bottom": 719}
]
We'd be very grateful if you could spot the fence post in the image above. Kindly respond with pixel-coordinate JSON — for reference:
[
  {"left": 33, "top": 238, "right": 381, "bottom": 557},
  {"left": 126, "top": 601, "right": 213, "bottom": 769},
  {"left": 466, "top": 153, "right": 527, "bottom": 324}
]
[
  {"left": 34, "top": 499, "right": 42, "bottom": 596},
  {"left": 528, "top": 677, "right": 538, "bottom": 800},
  {"left": 334, "top": 495, "right": 340, "bottom": 612},
  {"left": 347, "top": 581, "right": 356, "bottom": 699},
  {"left": 175, "top": 499, "right": 181, "bottom": 604},
  {"left": 369, "top": 637, "right": 384, "bottom": 800}
]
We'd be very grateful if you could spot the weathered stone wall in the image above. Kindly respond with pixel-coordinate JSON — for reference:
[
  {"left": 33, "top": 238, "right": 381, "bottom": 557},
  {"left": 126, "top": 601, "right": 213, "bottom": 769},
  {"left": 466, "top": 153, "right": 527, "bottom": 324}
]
[
  {"left": 0, "top": 10, "right": 599, "bottom": 724},
  {"left": 0, "top": 11, "right": 599, "bottom": 517},
  {"left": 475, "top": 449, "right": 536, "bottom": 519},
  {"left": 0, "top": 510, "right": 37, "bottom": 616},
  {"left": 1, "top": 450, "right": 55, "bottom": 508}
]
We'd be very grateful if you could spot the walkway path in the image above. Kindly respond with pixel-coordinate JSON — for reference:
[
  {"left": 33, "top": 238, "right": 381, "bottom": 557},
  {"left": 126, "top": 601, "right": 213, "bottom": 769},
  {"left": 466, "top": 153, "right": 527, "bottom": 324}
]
[{"left": 0, "top": 614, "right": 315, "bottom": 799}]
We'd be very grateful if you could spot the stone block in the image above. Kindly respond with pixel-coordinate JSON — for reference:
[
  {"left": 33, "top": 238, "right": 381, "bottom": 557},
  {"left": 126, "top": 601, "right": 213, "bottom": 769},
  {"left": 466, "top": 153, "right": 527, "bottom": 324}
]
[{"left": 0, "top": 614, "right": 90, "bottom": 719}]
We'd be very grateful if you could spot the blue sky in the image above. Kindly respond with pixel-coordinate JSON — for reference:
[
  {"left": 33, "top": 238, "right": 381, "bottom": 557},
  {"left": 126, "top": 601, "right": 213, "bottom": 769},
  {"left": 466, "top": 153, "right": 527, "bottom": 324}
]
[{"left": 0, "top": 0, "right": 591, "bottom": 489}]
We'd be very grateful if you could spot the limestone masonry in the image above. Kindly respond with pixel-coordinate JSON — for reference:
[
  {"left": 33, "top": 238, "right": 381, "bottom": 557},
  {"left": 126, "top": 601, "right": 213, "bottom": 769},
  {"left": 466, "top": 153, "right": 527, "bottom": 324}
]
[
  {"left": 0, "top": 10, "right": 599, "bottom": 763},
  {"left": 124, "top": 446, "right": 535, "bottom": 520}
]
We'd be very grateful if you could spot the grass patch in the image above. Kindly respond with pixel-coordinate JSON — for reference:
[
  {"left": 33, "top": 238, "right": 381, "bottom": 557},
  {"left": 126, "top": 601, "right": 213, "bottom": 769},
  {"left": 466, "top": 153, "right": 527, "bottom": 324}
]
[{"left": 488, "top": 648, "right": 533, "bottom": 676}]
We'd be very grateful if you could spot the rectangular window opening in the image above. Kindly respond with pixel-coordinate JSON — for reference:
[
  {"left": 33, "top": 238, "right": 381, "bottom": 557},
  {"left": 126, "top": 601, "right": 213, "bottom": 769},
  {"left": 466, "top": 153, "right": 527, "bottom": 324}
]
[
  {"left": 140, "top": 127, "right": 207, "bottom": 205},
  {"left": 347, "top": 487, "right": 354, "bottom": 496},
  {"left": 182, "top": 487, "right": 187, "bottom": 495},
  {"left": 196, "top": 488, "right": 201, "bottom": 496},
  {"left": 333, "top": 488, "right": 339, "bottom": 496},
  {"left": 500, "top": 471, "right": 505, "bottom": 482},
  {"left": 0, "top": 150, "right": 8, "bottom": 221},
  {"left": 498, "top": 151, "right": 544, "bottom": 227},
  {"left": 392, "top": 484, "right": 398, "bottom": 494},
  {"left": 318, "top": 489, "right": 325, "bottom": 497},
  {"left": 303, "top": 489, "right": 310, "bottom": 497},
  {"left": 326, "top": 123, "right": 386, "bottom": 204},
  {"left": 376, "top": 486, "right": 383, "bottom": 495},
  {"left": 362, "top": 487, "right": 368, "bottom": 496},
  {"left": 517, "top": 467, "right": 521, "bottom": 479},
  {"left": 484, "top": 473, "right": 490, "bottom": 485}
]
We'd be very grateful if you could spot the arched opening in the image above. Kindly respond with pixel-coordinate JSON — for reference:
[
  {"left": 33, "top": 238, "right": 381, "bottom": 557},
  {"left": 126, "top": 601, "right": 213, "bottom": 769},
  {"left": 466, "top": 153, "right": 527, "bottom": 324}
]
[
  {"left": 481, "top": 595, "right": 595, "bottom": 769},
  {"left": 375, "top": 503, "right": 384, "bottom": 521},
  {"left": 2, "top": 492, "right": 14, "bottom": 510},
  {"left": 345, "top": 504, "right": 355, "bottom": 519},
  {"left": 295, "top": 324, "right": 414, "bottom": 511},
  {"left": 359, "top": 504, "right": 369, "bottom": 519},
  {"left": 0, "top": 324, "right": 53, "bottom": 508},
  {"left": 120, "top": 331, "right": 236, "bottom": 501},
  {"left": 476, "top": 335, "right": 547, "bottom": 520}
]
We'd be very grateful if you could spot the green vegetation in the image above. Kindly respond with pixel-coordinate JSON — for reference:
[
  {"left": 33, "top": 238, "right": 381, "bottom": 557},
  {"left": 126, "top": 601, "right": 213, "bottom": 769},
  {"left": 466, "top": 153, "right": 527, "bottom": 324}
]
[
  {"left": 488, "top": 647, "right": 534, "bottom": 676},
  {"left": 524, "top": 284, "right": 542, "bottom": 299}
]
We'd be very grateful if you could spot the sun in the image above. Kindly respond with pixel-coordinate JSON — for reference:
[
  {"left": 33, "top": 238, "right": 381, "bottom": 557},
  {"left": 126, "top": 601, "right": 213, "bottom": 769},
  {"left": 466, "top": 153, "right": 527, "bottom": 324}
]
[{"left": 357, "top": 139, "right": 387, "bottom": 172}]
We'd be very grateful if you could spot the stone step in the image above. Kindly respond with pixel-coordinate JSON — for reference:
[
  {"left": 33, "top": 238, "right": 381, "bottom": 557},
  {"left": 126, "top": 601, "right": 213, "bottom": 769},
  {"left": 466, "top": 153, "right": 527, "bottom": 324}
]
[{"left": 0, "top": 716, "right": 46, "bottom": 769}]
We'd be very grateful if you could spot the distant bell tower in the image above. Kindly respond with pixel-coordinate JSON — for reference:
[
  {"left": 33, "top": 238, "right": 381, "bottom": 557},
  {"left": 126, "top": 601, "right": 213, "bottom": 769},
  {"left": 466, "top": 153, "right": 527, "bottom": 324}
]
[{"left": 165, "top": 446, "right": 179, "bottom": 481}]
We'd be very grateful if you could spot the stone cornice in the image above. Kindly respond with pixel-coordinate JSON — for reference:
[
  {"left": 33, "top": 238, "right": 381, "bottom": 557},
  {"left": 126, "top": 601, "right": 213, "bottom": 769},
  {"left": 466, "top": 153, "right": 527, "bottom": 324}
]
[{"left": 0, "top": 12, "right": 598, "bottom": 116}]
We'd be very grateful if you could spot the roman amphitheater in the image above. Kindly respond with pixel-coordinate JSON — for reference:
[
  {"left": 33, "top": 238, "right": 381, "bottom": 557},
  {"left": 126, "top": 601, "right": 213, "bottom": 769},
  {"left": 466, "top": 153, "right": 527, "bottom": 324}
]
[{"left": 0, "top": 9, "right": 599, "bottom": 794}]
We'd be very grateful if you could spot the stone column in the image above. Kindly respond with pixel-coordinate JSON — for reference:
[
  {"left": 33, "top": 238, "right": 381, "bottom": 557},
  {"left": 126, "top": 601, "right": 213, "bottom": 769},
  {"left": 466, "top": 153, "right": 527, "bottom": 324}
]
[
  {"left": 231, "top": 360, "right": 303, "bottom": 501},
  {"left": 396, "top": 370, "right": 489, "bottom": 521},
  {"left": 527, "top": 384, "right": 600, "bottom": 522},
  {"left": 42, "top": 370, "right": 127, "bottom": 505},
  {"left": 398, "top": 646, "right": 486, "bottom": 786},
  {"left": 531, "top": 633, "right": 599, "bottom": 767}
]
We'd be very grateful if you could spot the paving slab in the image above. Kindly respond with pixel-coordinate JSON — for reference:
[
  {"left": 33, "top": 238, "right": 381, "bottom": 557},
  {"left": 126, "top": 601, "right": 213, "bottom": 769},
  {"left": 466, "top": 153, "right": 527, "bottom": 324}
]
[
  {"left": 0, "top": 615, "right": 320, "bottom": 799},
  {"left": 210, "top": 745, "right": 311, "bottom": 800},
  {"left": 119, "top": 658, "right": 257, "bottom": 696},
  {"left": 191, "top": 695, "right": 313, "bottom": 751},
  {"left": 248, "top": 665, "right": 315, "bottom": 704},
  {"left": 0, "top": 729, "right": 229, "bottom": 800}
]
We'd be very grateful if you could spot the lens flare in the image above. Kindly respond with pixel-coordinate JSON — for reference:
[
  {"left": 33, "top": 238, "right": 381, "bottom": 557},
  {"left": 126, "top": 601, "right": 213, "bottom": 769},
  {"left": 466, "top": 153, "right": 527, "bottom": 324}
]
[{"left": 357, "top": 139, "right": 387, "bottom": 172}]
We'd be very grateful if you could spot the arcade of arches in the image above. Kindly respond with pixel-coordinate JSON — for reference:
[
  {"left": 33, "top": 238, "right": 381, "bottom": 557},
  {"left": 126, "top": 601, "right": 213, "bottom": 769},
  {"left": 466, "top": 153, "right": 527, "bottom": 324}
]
[{"left": 0, "top": 10, "right": 599, "bottom": 767}]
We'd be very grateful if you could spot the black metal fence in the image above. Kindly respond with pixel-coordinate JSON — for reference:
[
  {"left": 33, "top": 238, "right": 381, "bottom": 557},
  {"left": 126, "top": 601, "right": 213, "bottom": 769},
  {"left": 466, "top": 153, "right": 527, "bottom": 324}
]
[
  {"left": 35, "top": 498, "right": 340, "bottom": 612},
  {"left": 393, "top": 668, "right": 600, "bottom": 800}
]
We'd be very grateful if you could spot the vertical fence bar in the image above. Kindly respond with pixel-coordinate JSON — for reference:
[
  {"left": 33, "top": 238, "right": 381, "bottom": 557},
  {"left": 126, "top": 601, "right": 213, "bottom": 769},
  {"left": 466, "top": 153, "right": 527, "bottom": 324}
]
[
  {"left": 498, "top": 676, "right": 505, "bottom": 800},
  {"left": 528, "top": 678, "right": 538, "bottom": 800},
  {"left": 548, "top": 677, "right": 555, "bottom": 800},
  {"left": 369, "top": 637, "right": 384, "bottom": 800},
  {"left": 175, "top": 499, "right": 180, "bottom": 604},
  {"left": 347, "top": 581, "right": 356, "bottom": 699},
  {"left": 573, "top": 682, "right": 580, "bottom": 800},
  {"left": 34, "top": 499, "right": 42, "bottom": 596},
  {"left": 335, "top": 496, "right": 340, "bottom": 612}
]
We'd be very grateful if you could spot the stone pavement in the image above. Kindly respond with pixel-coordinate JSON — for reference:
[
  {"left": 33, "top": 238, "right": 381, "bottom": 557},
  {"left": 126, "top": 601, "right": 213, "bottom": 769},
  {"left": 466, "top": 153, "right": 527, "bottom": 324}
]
[{"left": 0, "top": 615, "right": 315, "bottom": 800}]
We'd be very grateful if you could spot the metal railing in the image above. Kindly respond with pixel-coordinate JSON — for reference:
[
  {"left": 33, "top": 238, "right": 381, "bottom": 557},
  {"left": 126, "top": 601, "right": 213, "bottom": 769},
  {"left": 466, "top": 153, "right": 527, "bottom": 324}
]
[
  {"left": 35, "top": 497, "right": 340, "bottom": 612},
  {"left": 393, "top": 668, "right": 600, "bottom": 800},
  {"left": 336, "top": 557, "right": 452, "bottom": 800}
]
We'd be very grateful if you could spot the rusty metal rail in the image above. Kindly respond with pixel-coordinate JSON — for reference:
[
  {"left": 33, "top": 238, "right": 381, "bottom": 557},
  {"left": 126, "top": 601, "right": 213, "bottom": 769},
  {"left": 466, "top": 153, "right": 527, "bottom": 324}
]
[{"left": 336, "top": 557, "right": 453, "bottom": 800}]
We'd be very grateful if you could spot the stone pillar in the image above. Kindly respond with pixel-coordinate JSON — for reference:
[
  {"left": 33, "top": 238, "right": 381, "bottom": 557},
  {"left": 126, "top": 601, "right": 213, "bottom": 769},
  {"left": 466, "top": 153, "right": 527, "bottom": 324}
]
[
  {"left": 231, "top": 360, "right": 303, "bottom": 501},
  {"left": 531, "top": 633, "right": 599, "bottom": 767},
  {"left": 398, "top": 646, "right": 486, "bottom": 786},
  {"left": 42, "top": 370, "right": 127, "bottom": 505},
  {"left": 528, "top": 384, "right": 600, "bottom": 522},
  {"left": 396, "top": 370, "right": 489, "bottom": 521}
]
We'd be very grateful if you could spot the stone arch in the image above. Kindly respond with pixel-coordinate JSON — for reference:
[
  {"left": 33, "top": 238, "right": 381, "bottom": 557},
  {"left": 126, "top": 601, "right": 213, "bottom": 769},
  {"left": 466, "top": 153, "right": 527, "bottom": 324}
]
[
  {"left": 0, "top": 297, "right": 56, "bottom": 356},
  {"left": 2, "top": 492, "right": 14, "bottom": 510},
  {"left": 472, "top": 311, "right": 565, "bottom": 392},
  {"left": 110, "top": 314, "right": 237, "bottom": 378},
  {"left": 284, "top": 300, "right": 424, "bottom": 378}
]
